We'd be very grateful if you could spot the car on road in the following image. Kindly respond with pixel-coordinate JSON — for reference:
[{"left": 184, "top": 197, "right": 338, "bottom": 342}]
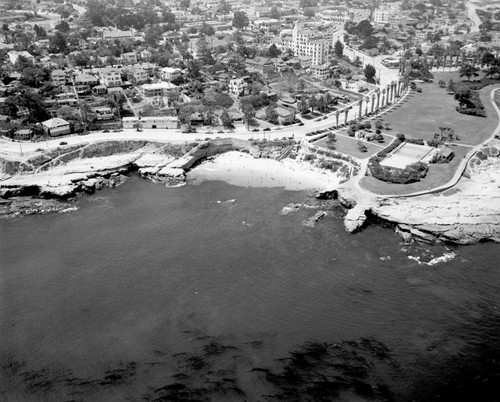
[
  {"left": 102, "top": 129, "right": 110, "bottom": 133},
  {"left": 59, "top": 141, "right": 67, "bottom": 145}
]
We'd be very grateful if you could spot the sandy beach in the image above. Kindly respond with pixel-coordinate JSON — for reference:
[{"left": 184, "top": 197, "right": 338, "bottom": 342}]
[{"left": 188, "top": 151, "right": 342, "bottom": 191}]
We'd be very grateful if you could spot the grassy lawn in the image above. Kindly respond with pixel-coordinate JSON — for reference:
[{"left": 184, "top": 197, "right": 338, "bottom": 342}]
[
  {"left": 359, "top": 144, "right": 471, "bottom": 195},
  {"left": 314, "top": 133, "right": 389, "bottom": 159},
  {"left": 378, "top": 72, "right": 499, "bottom": 146}
]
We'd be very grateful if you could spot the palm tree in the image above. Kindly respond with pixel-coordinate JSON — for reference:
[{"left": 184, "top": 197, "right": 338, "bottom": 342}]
[
  {"left": 371, "top": 93, "right": 376, "bottom": 113},
  {"left": 344, "top": 106, "right": 350, "bottom": 125},
  {"left": 79, "top": 102, "right": 93, "bottom": 134},
  {"left": 376, "top": 89, "right": 381, "bottom": 112},
  {"left": 358, "top": 98, "right": 363, "bottom": 118},
  {"left": 364, "top": 97, "right": 370, "bottom": 115},
  {"left": 381, "top": 88, "right": 386, "bottom": 107},
  {"left": 335, "top": 110, "right": 340, "bottom": 128}
]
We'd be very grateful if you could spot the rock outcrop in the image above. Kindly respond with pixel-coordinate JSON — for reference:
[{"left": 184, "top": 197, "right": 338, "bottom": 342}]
[
  {"left": 344, "top": 204, "right": 369, "bottom": 233},
  {"left": 372, "top": 156, "right": 500, "bottom": 244},
  {"left": 0, "top": 154, "right": 138, "bottom": 199}
]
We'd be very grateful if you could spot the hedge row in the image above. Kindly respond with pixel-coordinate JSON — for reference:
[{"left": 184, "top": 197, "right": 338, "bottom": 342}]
[
  {"left": 456, "top": 107, "right": 487, "bottom": 118},
  {"left": 368, "top": 157, "right": 428, "bottom": 184},
  {"left": 377, "top": 138, "right": 404, "bottom": 158},
  {"left": 406, "top": 138, "right": 425, "bottom": 145}
]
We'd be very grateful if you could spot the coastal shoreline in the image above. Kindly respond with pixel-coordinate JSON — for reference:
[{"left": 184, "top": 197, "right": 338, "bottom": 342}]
[{"left": 1, "top": 138, "right": 499, "bottom": 245}]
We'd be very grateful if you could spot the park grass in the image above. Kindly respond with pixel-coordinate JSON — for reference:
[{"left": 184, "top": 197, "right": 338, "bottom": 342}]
[
  {"left": 495, "top": 90, "right": 500, "bottom": 108},
  {"left": 359, "top": 144, "right": 471, "bottom": 195},
  {"left": 314, "top": 133, "right": 389, "bottom": 159},
  {"left": 378, "top": 73, "right": 499, "bottom": 146}
]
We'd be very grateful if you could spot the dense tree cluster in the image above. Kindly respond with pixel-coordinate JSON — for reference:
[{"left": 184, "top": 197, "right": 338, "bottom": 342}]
[{"left": 85, "top": 0, "right": 174, "bottom": 31}]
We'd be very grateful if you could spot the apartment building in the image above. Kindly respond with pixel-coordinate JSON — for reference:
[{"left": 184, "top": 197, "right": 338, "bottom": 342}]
[
  {"left": 291, "top": 21, "right": 343, "bottom": 66},
  {"left": 99, "top": 67, "right": 123, "bottom": 88}
]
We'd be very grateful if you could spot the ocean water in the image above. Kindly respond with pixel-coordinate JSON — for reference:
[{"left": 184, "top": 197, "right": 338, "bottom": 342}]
[{"left": 1, "top": 175, "right": 500, "bottom": 401}]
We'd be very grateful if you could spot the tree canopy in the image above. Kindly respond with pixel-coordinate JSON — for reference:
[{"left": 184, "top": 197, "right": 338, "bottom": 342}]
[
  {"left": 364, "top": 64, "right": 376, "bottom": 83},
  {"left": 232, "top": 11, "right": 249, "bottom": 29}
]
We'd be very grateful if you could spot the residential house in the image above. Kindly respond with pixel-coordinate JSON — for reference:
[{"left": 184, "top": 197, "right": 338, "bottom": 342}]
[
  {"left": 310, "top": 63, "right": 331, "bottom": 80},
  {"left": 8, "top": 50, "right": 35, "bottom": 65},
  {"left": 93, "top": 107, "right": 114, "bottom": 121},
  {"left": 74, "top": 74, "right": 100, "bottom": 87},
  {"left": 92, "top": 85, "right": 107, "bottom": 96},
  {"left": 99, "top": 67, "right": 123, "bottom": 88},
  {"left": 245, "top": 57, "right": 275, "bottom": 75},
  {"left": 103, "top": 29, "right": 134, "bottom": 41},
  {"left": 42, "top": 117, "right": 71, "bottom": 137},
  {"left": 55, "top": 93, "right": 78, "bottom": 107},
  {"left": 140, "top": 82, "right": 178, "bottom": 97},
  {"left": 128, "top": 67, "right": 149, "bottom": 84},
  {"left": 251, "top": 19, "right": 280, "bottom": 33},
  {"left": 14, "top": 129, "right": 31, "bottom": 141},
  {"left": 122, "top": 52, "right": 138, "bottom": 64},
  {"left": 275, "top": 106, "right": 295, "bottom": 124},
  {"left": 140, "top": 49, "right": 152, "bottom": 61},
  {"left": 51, "top": 69, "right": 68, "bottom": 86},
  {"left": 161, "top": 67, "right": 183, "bottom": 82},
  {"left": 229, "top": 78, "right": 248, "bottom": 96}
]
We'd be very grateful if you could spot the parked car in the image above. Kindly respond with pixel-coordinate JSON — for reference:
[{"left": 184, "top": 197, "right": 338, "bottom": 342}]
[
  {"left": 102, "top": 129, "right": 110, "bottom": 133},
  {"left": 263, "top": 128, "right": 271, "bottom": 131},
  {"left": 59, "top": 141, "right": 67, "bottom": 145}
]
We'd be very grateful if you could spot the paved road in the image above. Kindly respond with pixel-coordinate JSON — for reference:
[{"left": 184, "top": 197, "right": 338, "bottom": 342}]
[{"left": 466, "top": 1, "right": 482, "bottom": 33}]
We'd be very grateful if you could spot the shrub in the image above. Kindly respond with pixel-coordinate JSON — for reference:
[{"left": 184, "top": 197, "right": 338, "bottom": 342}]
[
  {"left": 369, "top": 157, "right": 428, "bottom": 184},
  {"left": 476, "top": 151, "right": 487, "bottom": 161},
  {"left": 375, "top": 129, "right": 381, "bottom": 135},
  {"left": 427, "top": 139, "right": 441, "bottom": 147},
  {"left": 357, "top": 140, "right": 367, "bottom": 152},
  {"left": 377, "top": 137, "right": 404, "bottom": 158},
  {"left": 374, "top": 120, "right": 383, "bottom": 130},
  {"left": 406, "top": 138, "right": 424, "bottom": 145},
  {"left": 456, "top": 107, "right": 487, "bottom": 118},
  {"left": 304, "top": 154, "right": 316, "bottom": 161},
  {"left": 396, "top": 133, "right": 405, "bottom": 140}
]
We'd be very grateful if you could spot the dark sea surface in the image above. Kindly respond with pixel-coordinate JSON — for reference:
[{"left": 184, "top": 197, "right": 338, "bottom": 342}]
[{"left": 1, "top": 175, "right": 500, "bottom": 401}]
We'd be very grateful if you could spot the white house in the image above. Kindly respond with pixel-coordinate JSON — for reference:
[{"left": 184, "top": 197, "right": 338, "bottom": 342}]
[
  {"left": 42, "top": 118, "right": 71, "bottom": 137},
  {"left": 8, "top": 50, "right": 35, "bottom": 65},
  {"left": 121, "top": 52, "right": 138, "bottom": 64},
  {"left": 140, "top": 82, "right": 178, "bottom": 97},
  {"left": 99, "top": 67, "right": 123, "bottom": 88},
  {"left": 51, "top": 69, "right": 68, "bottom": 86},
  {"left": 229, "top": 78, "right": 247, "bottom": 96},
  {"left": 160, "top": 67, "right": 182, "bottom": 82}
]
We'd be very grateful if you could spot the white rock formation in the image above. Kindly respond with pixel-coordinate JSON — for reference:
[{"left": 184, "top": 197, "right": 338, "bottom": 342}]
[{"left": 374, "top": 157, "right": 500, "bottom": 243}]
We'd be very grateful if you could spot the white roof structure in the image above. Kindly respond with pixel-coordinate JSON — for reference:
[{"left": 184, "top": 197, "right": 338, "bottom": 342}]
[
  {"left": 42, "top": 118, "right": 70, "bottom": 129},
  {"left": 141, "top": 82, "right": 178, "bottom": 91}
]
